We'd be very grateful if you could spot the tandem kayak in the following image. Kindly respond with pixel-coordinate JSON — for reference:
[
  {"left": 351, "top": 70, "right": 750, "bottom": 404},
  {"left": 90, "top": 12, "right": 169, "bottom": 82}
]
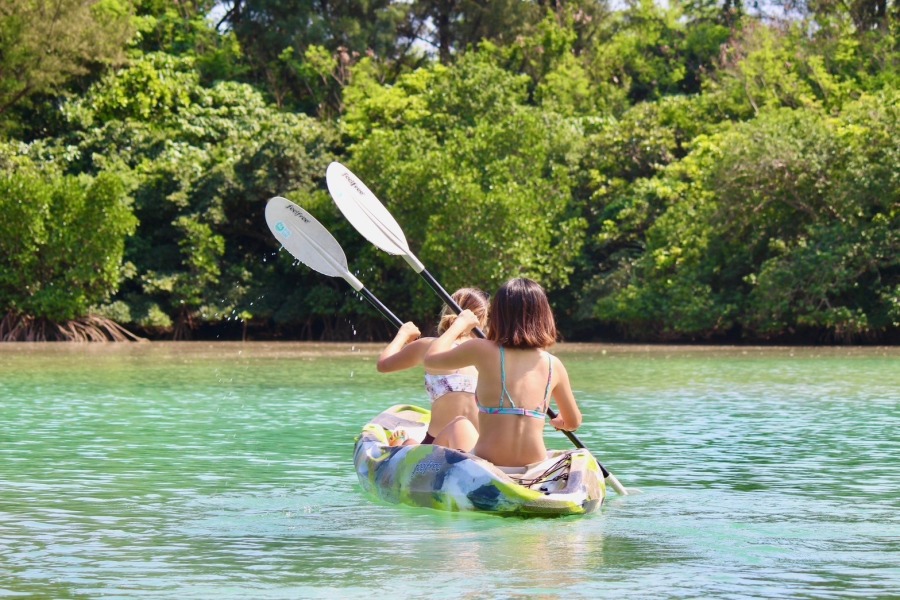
[{"left": 352, "top": 404, "right": 605, "bottom": 516}]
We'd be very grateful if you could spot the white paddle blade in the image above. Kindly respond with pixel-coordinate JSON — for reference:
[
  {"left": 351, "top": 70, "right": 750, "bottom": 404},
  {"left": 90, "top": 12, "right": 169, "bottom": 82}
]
[
  {"left": 326, "top": 161, "right": 411, "bottom": 256},
  {"left": 265, "top": 197, "right": 357, "bottom": 286},
  {"left": 605, "top": 472, "right": 631, "bottom": 496}
]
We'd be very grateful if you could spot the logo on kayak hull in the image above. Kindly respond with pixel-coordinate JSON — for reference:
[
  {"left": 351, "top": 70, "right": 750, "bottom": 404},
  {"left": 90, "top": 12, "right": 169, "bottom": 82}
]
[{"left": 412, "top": 461, "right": 442, "bottom": 475}]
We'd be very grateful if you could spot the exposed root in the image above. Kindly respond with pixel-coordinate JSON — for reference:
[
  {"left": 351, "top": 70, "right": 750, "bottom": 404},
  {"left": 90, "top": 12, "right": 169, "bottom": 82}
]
[{"left": 0, "top": 312, "right": 146, "bottom": 342}]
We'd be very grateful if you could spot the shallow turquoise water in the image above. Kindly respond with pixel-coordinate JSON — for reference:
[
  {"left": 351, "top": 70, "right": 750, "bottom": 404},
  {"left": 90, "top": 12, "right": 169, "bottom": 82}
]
[{"left": 1, "top": 342, "right": 898, "bottom": 598}]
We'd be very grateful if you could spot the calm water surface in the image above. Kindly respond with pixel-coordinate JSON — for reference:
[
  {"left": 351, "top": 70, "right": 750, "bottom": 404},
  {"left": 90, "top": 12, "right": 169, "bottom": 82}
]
[{"left": 1, "top": 342, "right": 897, "bottom": 598}]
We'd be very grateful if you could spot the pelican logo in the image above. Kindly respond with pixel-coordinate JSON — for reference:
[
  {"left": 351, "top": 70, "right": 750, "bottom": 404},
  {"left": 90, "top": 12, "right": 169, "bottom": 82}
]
[
  {"left": 274, "top": 221, "right": 292, "bottom": 239},
  {"left": 340, "top": 172, "right": 367, "bottom": 197}
]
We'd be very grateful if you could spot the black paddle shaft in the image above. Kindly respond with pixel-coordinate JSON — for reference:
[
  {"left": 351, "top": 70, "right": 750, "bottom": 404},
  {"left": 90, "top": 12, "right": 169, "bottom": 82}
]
[{"left": 359, "top": 287, "right": 404, "bottom": 329}]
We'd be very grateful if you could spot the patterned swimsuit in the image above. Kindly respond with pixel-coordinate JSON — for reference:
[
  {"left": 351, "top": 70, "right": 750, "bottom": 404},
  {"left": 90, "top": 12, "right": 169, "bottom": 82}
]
[{"left": 424, "top": 372, "right": 477, "bottom": 402}]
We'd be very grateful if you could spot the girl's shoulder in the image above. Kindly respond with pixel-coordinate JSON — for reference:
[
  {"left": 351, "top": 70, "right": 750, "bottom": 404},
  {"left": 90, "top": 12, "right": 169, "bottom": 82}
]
[
  {"left": 546, "top": 352, "right": 570, "bottom": 378},
  {"left": 536, "top": 349, "right": 564, "bottom": 373},
  {"left": 460, "top": 337, "right": 499, "bottom": 357}
]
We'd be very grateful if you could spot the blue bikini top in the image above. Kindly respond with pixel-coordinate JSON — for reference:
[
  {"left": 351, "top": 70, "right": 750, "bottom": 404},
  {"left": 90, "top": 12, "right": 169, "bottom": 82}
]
[{"left": 476, "top": 347, "right": 552, "bottom": 420}]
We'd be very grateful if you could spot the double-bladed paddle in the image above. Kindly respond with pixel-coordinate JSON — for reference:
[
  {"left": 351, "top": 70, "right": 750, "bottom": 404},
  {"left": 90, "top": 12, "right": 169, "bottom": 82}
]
[
  {"left": 264, "top": 196, "right": 403, "bottom": 329},
  {"left": 324, "top": 162, "right": 632, "bottom": 496}
]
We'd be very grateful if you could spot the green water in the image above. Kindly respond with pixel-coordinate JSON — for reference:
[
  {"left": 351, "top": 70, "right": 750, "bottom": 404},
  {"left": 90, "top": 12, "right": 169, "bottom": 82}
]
[{"left": 1, "top": 342, "right": 898, "bottom": 598}]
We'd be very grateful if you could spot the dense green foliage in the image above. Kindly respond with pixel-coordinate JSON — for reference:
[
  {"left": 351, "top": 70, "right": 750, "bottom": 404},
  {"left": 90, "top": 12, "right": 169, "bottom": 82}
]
[
  {"left": 0, "top": 0, "right": 897, "bottom": 342},
  {"left": 594, "top": 95, "right": 899, "bottom": 341},
  {"left": 0, "top": 0, "right": 134, "bottom": 124},
  {"left": 0, "top": 145, "right": 136, "bottom": 321}
]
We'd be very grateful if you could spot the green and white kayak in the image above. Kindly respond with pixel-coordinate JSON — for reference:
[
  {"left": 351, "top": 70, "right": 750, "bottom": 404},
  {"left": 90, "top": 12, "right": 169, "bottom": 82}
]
[{"left": 353, "top": 404, "right": 605, "bottom": 516}]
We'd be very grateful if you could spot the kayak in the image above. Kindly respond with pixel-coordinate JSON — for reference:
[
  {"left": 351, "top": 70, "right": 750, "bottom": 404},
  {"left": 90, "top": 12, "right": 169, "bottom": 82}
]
[{"left": 352, "top": 404, "right": 605, "bottom": 516}]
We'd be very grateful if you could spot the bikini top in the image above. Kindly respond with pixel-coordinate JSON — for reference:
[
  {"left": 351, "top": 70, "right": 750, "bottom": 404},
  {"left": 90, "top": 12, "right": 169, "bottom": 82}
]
[
  {"left": 424, "top": 372, "right": 477, "bottom": 402},
  {"left": 476, "top": 347, "right": 552, "bottom": 420}
]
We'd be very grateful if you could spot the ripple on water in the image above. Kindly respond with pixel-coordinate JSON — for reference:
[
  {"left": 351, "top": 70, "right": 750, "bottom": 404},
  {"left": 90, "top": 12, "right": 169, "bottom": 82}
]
[{"left": 1, "top": 343, "right": 897, "bottom": 598}]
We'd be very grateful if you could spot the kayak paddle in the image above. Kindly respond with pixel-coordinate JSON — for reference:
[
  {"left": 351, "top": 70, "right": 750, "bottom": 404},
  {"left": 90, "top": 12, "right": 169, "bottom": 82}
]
[
  {"left": 264, "top": 196, "right": 403, "bottom": 329},
  {"left": 324, "top": 162, "right": 632, "bottom": 495},
  {"left": 325, "top": 162, "right": 470, "bottom": 318}
]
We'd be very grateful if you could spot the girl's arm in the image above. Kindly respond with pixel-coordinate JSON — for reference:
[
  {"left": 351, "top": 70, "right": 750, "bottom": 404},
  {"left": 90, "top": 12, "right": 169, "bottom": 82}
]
[
  {"left": 423, "top": 310, "right": 483, "bottom": 370},
  {"left": 548, "top": 359, "right": 582, "bottom": 431},
  {"left": 377, "top": 322, "right": 433, "bottom": 373}
]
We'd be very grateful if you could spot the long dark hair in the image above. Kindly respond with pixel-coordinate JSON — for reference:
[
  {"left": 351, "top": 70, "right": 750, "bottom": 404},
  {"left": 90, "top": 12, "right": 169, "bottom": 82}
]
[{"left": 487, "top": 278, "right": 556, "bottom": 349}]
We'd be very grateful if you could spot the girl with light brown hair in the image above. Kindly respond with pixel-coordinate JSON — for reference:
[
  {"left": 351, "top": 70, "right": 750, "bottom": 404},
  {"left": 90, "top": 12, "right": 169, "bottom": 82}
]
[{"left": 377, "top": 287, "right": 489, "bottom": 445}]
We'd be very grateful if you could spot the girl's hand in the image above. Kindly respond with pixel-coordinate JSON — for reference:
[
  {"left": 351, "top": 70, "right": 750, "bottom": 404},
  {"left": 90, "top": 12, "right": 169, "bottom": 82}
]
[
  {"left": 398, "top": 321, "right": 421, "bottom": 342},
  {"left": 454, "top": 309, "right": 480, "bottom": 333},
  {"left": 378, "top": 322, "right": 427, "bottom": 373},
  {"left": 550, "top": 413, "right": 571, "bottom": 431}
]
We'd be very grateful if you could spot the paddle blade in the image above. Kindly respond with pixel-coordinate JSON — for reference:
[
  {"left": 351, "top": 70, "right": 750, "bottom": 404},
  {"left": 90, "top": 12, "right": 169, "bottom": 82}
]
[
  {"left": 326, "top": 162, "right": 410, "bottom": 256},
  {"left": 264, "top": 197, "right": 352, "bottom": 281}
]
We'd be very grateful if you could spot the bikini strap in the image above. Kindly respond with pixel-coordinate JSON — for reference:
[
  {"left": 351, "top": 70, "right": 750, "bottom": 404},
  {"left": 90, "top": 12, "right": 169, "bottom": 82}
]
[
  {"left": 499, "top": 346, "right": 516, "bottom": 409},
  {"left": 542, "top": 352, "right": 553, "bottom": 412}
]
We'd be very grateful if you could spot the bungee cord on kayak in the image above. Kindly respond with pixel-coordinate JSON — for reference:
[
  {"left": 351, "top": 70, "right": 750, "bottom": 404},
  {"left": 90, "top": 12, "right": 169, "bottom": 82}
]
[{"left": 512, "top": 454, "right": 572, "bottom": 493}]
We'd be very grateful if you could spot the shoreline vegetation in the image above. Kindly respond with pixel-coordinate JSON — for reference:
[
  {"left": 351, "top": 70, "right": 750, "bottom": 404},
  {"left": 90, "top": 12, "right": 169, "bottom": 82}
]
[
  {"left": 1, "top": 1, "right": 897, "bottom": 345},
  {"left": 2, "top": 341, "right": 899, "bottom": 359}
]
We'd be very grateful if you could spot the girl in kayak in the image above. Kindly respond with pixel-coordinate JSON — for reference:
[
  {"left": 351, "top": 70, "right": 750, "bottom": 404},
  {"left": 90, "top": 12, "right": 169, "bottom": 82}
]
[
  {"left": 424, "top": 278, "right": 582, "bottom": 467},
  {"left": 377, "top": 287, "right": 489, "bottom": 445}
]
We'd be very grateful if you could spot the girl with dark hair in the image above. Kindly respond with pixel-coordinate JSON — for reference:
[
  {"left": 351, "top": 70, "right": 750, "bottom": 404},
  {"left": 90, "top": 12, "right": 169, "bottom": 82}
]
[
  {"left": 424, "top": 278, "right": 582, "bottom": 467},
  {"left": 377, "top": 287, "right": 490, "bottom": 445}
]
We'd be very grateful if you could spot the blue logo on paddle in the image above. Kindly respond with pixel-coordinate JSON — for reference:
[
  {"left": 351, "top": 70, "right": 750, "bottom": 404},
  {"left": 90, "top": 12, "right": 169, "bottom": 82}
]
[{"left": 275, "top": 221, "right": 291, "bottom": 239}]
